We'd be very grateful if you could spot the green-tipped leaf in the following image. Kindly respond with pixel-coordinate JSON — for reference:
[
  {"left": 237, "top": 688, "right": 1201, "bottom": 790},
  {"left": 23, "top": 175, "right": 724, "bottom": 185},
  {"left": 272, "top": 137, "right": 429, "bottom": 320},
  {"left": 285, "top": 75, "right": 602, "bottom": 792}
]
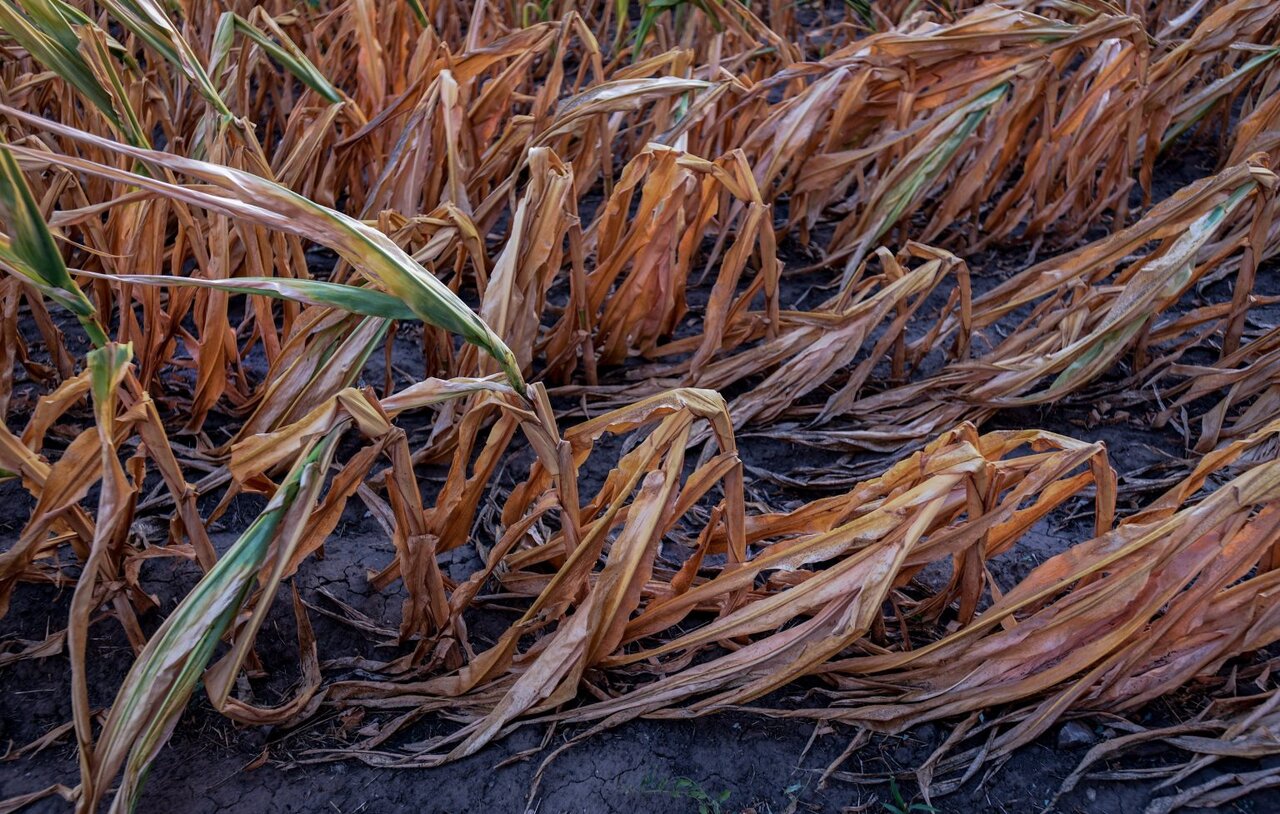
[{"left": 0, "top": 138, "right": 107, "bottom": 345}]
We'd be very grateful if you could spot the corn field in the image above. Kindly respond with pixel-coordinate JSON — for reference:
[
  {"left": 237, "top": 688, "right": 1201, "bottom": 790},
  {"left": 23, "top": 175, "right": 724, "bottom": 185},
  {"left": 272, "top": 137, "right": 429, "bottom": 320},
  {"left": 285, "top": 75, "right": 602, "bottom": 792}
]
[{"left": 2, "top": 0, "right": 1280, "bottom": 811}]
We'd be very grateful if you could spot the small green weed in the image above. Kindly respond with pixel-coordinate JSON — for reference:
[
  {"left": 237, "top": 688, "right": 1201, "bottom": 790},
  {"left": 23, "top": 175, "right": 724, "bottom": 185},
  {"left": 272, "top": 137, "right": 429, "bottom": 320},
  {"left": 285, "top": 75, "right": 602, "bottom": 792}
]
[
  {"left": 881, "top": 777, "right": 938, "bottom": 814},
  {"left": 639, "top": 773, "right": 733, "bottom": 814}
]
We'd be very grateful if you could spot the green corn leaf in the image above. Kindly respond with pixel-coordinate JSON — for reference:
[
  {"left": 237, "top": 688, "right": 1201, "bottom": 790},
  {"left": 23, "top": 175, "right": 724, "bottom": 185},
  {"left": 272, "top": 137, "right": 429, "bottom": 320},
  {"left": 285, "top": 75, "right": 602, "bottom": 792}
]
[
  {"left": 0, "top": 137, "right": 108, "bottom": 346},
  {"left": 0, "top": 107, "right": 528, "bottom": 394},
  {"left": 76, "top": 270, "right": 419, "bottom": 320},
  {"left": 0, "top": 0, "right": 151, "bottom": 148},
  {"left": 1161, "top": 47, "right": 1280, "bottom": 152},
  {"left": 97, "top": 0, "right": 235, "bottom": 119},
  {"left": 1048, "top": 182, "right": 1255, "bottom": 394},
  {"left": 0, "top": 0, "right": 118, "bottom": 131},
  {"left": 841, "top": 82, "right": 1006, "bottom": 288},
  {"left": 88, "top": 342, "right": 133, "bottom": 424},
  {"left": 405, "top": 0, "right": 427, "bottom": 26},
  {"left": 212, "top": 11, "right": 342, "bottom": 104},
  {"left": 95, "top": 429, "right": 343, "bottom": 813},
  {"left": 876, "top": 84, "right": 1006, "bottom": 243}
]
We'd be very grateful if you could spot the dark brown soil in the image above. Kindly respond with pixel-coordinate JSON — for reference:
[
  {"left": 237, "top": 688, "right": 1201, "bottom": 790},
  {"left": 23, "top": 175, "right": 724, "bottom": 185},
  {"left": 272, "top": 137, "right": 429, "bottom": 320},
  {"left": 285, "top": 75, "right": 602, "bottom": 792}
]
[{"left": 3, "top": 536, "right": 1279, "bottom": 814}]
